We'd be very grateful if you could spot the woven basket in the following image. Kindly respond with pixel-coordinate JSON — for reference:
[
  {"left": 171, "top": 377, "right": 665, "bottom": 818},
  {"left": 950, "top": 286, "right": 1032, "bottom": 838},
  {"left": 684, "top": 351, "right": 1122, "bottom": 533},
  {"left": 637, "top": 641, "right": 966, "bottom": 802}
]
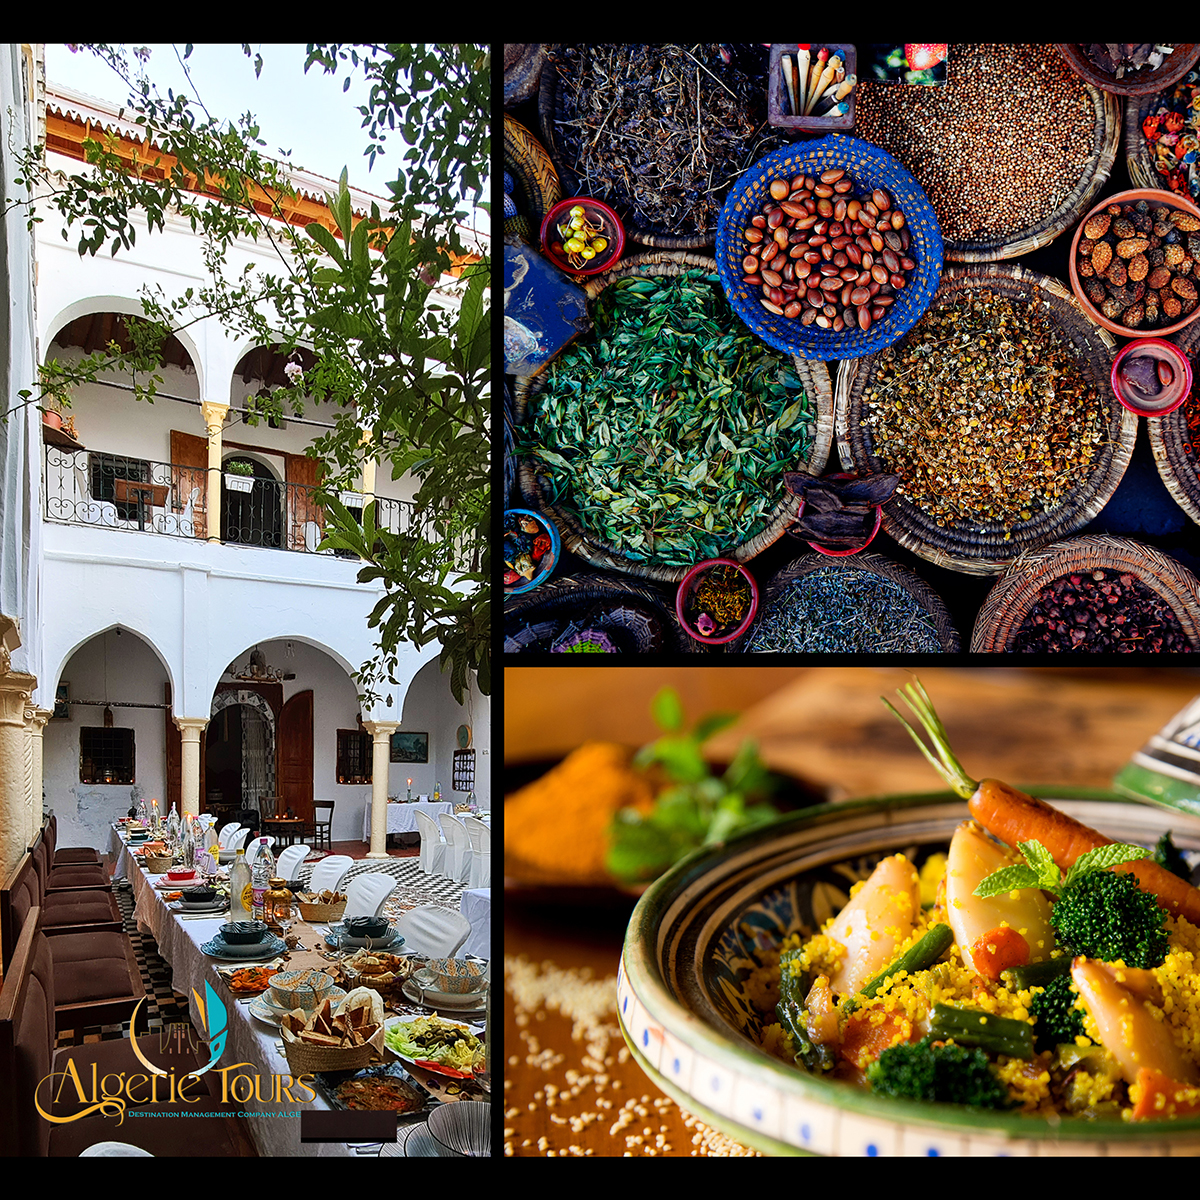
[
  {"left": 538, "top": 45, "right": 781, "bottom": 250},
  {"left": 837, "top": 263, "right": 1136, "bottom": 576},
  {"left": 726, "top": 551, "right": 960, "bottom": 653},
  {"left": 144, "top": 854, "right": 174, "bottom": 874},
  {"left": 503, "top": 380, "right": 516, "bottom": 508},
  {"left": 855, "top": 48, "right": 1119, "bottom": 263},
  {"left": 282, "top": 1036, "right": 377, "bottom": 1077},
  {"left": 503, "top": 113, "right": 561, "bottom": 244},
  {"left": 504, "top": 45, "right": 550, "bottom": 108},
  {"left": 1057, "top": 44, "right": 1200, "bottom": 98},
  {"left": 503, "top": 571, "right": 698, "bottom": 653},
  {"left": 1147, "top": 323, "right": 1200, "bottom": 524},
  {"left": 297, "top": 898, "right": 347, "bottom": 923},
  {"left": 971, "top": 535, "right": 1200, "bottom": 652},
  {"left": 1125, "top": 81, "right": 1200, "bottom": 198},
  {"left": 715, "top": 135, "right": 943, "bottom": 360},
  {"left": 514, "top": 252, "right": 834, "bottom": 584}
]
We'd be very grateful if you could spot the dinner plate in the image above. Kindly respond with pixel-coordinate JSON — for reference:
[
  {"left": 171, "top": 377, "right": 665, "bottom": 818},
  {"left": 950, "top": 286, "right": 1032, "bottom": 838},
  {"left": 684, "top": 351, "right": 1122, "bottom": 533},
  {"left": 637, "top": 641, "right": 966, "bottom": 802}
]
[
  {"left": 401, "top": 979, "right": 486, "bottom": 1014},
  {"left": 200, "top": 934, "right": 288, "bottom": 961},
  {"left": 168, "top": 900, "right": 229, "bottom": 914},
  {"left": 382, "top": 1016, "right": 485, "bottom": 1079},
  {"left": 324, "top": 927, "right": 405, "bottom": 951}
]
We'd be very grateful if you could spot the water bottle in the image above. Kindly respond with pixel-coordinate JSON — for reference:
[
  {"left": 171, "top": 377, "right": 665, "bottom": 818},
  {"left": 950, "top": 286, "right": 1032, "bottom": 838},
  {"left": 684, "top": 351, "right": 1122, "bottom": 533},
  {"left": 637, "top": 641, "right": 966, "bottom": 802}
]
[
  {"left": 251, "top": 838, "right": 275, "bottom": 920},
  {"left": 434, "top": 780, "right": 443, "bottom": 804},
  {"left": 229, "top": 849, "right": 252, "bottom": 919},
  {"left": 167, "top": 804, "right": 180, "bottom": 844},
  {"left": 137, "top": 797, "right": 149, "bottom": 827}
]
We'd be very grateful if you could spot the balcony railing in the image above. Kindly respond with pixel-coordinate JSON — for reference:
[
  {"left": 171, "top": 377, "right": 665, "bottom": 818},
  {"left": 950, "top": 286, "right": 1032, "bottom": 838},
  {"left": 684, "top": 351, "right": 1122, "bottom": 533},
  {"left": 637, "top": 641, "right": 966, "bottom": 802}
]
[{"left": 43, "top": 446, "right": 427, "bottom": 557}]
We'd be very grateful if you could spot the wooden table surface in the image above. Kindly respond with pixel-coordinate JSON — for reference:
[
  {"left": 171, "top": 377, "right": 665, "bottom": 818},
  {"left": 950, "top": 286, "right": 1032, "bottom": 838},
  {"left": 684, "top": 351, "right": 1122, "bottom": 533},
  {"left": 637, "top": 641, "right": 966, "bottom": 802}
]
[{"left": 503, "top": 666, "right": 1200, "bottom": 1157}]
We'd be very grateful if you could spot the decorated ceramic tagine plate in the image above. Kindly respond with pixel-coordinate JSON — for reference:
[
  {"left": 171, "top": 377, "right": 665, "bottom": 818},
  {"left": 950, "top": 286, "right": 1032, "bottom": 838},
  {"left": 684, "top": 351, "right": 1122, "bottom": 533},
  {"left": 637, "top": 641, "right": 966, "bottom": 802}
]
[{"left": 618, "top": 788, "right": 1200, "bottom": 1156}]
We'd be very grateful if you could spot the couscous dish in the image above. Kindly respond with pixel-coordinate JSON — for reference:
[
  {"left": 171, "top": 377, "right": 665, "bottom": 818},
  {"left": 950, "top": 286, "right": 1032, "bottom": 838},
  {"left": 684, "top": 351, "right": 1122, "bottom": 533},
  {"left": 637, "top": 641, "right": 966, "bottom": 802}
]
[{"left": 761, "top": 681, "right": 1200, "bottom": 1122}]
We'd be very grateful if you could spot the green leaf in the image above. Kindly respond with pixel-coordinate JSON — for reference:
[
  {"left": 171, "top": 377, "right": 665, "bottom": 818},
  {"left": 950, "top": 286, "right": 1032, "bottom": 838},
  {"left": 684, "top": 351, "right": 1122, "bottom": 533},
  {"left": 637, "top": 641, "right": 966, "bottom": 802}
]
[
  {"left": 973, "top": 865, "right": 1045, "bottom": 900},
  {"left": 1062, "top": 843, "right": 1151, "bottom": 891},
  {"left": 650, "top": 687, "right": 684, "bottom": 733}
]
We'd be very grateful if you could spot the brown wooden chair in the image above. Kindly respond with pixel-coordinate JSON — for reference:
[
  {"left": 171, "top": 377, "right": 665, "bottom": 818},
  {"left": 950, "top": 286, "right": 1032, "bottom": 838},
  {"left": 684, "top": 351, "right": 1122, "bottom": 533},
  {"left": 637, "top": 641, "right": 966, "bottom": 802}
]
[
  {"left": 309, "top": 800, "right": 334, "bottom": 852},
  {"left": 31, "top": 829, "right": 110, "bottom": 893},
  {"left": 0, "top": 912, "right": 254, "bottom": 1156}
]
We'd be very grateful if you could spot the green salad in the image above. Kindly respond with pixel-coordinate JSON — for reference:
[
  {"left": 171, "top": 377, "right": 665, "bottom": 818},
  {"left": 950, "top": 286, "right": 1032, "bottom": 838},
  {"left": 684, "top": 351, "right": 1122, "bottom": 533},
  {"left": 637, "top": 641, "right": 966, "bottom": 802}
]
[{"left": 384, "top": 1016, "right": 483, "bottom": 1072}]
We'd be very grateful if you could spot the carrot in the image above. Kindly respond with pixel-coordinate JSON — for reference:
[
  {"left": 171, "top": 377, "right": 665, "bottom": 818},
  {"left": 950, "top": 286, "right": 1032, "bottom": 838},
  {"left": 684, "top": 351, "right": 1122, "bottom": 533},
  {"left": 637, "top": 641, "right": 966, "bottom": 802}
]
[
  {"left": 839, "top": 1009, "right": 914, "bottom": 1071},
  {"left": 885, "top": 680, "right": 1200, "bottom": 929},
  {"left": 1133, "top": 1068, "right": 1200, "bottom": 1120},
  {"left": 969, "top": 924, "right": 1030, "bottom": 982}
]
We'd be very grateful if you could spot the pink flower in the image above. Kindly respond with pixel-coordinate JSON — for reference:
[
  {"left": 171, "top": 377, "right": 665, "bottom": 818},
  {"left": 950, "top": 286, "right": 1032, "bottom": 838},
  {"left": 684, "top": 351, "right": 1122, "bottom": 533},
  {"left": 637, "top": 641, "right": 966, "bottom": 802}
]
[{"left": 694, "top": 613, "right": 717, "bottom": 636}]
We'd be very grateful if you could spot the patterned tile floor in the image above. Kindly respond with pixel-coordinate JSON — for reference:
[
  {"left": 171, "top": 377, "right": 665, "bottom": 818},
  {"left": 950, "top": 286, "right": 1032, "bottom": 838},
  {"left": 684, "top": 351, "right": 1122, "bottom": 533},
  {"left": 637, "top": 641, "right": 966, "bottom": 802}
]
[{"left": 54, "top": 853, "right": 473, "bottom": 1050}]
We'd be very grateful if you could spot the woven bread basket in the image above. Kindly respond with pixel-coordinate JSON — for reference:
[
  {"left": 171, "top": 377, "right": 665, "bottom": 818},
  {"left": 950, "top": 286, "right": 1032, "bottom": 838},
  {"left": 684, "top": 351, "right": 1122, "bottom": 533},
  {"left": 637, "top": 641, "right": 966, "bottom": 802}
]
[
  {"left": 503, "top": 570, "right": 698, "bottom": 653},
  {"left": 538, "top": 45, "right": 781, "bottom": 250},
  {"left": 1147, "top": 321, "right": 1200, "bottom": 524},
  {"left": 970, "top": 535, "right": 1200, "bottom": 652},
  {"left": 503, "top": 113, "right": 561, "bottom": 244},
  {"left": 726, "top": 551, "right": 960, "bottom": 653},
  {"left": 144, "top": 853, "right": 174, "bottom": 874},
  {"left": 1125, "top": 80, "right": 1200, "bottom": 198},
  {"left": 297, "top": 896, "right": 347, "bottom": 923},
  {"left": 854, "top": 47, "right": 1119, "bottom": 263},
  {"left": 282, "top": 1035, "right": 377, "bottom": 1077},
  {"left": 837, "top": 263, "right": 1136, "bottom": 576},
  {"left": 514, "top": 252, "right": 834, "bottom": 584},
  {"left": 1057, "top": 44, "right": 1200, "bottom": 99}
]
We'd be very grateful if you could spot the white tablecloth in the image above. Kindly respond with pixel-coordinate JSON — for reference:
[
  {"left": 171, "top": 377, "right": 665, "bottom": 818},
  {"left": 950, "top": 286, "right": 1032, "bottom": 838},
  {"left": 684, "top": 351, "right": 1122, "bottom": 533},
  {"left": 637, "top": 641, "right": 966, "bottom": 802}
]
[
  {"left": 459, "top": 889, "right": 490, "bottom": 959},
  {"left": 361, "top": 799, "right": 454, "bottom": 841}
]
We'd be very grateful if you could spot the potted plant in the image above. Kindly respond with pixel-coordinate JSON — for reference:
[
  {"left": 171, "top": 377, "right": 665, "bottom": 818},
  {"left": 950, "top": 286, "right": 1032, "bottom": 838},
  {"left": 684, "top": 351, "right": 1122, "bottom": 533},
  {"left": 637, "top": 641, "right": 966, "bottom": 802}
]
[{"left": 224, "top": 460, "right": 255, "bottom": 492}]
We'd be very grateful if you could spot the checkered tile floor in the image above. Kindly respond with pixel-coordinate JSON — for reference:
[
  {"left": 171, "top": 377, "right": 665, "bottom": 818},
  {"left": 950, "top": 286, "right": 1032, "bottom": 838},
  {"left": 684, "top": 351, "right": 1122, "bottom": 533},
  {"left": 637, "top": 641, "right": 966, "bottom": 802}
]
[{"left": 53, "top": 860, "right": 471, "bottom": 1049}]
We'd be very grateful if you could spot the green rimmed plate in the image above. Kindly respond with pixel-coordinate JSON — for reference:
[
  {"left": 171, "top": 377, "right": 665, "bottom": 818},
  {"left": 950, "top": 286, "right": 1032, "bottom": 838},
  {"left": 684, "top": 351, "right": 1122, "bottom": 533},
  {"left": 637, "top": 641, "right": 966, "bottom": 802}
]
[{"left": 618, "top": 788, "right": 1200, "bottom": 1156}]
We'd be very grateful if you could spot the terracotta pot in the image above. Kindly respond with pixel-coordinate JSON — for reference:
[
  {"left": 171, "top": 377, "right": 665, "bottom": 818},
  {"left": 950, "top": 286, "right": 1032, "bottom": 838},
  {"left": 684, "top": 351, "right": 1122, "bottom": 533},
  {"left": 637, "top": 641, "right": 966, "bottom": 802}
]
[
  {"left": 42, "top": 410, "right": 63, "bottom": 430},
  {"left": 1068, "top": 187, "right": 1200, "bottom": 340}
]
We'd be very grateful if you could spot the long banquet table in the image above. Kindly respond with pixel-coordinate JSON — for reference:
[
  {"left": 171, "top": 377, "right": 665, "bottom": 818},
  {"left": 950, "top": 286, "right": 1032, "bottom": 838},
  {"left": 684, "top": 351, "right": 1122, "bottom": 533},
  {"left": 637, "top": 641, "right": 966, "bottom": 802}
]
[{"left": 113, "top": 826, "right": 487, "bottom": 1157}]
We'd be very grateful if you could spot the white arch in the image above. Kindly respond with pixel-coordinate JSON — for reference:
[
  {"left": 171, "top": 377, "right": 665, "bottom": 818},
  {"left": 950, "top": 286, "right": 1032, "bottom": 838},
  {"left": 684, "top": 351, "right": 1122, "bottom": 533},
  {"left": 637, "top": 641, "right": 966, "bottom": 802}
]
[{"left": 44, "top": 621, "right": 177, "bottom": 706}]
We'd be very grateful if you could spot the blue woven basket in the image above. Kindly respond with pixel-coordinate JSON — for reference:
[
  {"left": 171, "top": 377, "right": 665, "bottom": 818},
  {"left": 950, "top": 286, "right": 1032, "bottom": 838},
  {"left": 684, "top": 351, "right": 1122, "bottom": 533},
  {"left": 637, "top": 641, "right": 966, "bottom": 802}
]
[{"left": 716, "top": 135, "right": 944, "bottom": 360}]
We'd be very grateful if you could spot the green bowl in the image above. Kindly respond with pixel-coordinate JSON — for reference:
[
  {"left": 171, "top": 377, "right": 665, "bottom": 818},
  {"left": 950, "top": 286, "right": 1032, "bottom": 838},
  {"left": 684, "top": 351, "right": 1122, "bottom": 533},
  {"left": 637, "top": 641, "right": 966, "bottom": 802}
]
[{"left": 619, "top": 787, "right": 1200, "bottom": 1156}]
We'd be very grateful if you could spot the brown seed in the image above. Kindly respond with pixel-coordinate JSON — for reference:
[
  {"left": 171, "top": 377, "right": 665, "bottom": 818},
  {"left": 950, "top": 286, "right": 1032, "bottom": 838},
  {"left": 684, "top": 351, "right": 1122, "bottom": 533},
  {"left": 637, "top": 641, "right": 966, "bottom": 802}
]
[
  {"left": 1117, "top": 237, "right": 1151, "bottom": 259},
  {"left": 760, "top": 297, "right": 784, "bottom": 315},
  {"left": 769, "top": 179, "right": 789, "bottom": 201},
  {"left": 1106, "top": 259, "right": 1128, "bottom": 288},
  {"left": 1148, "top": 265, "right": 1173, "bottom": 290},
  {"left": 1158, "top": 360, "right": 1175, "bottom": 387},
  {"left": 1127, "top": 253, "right": 1149, "bottom": 282},
  {"left": 1091, "top": 240, "right": 1113, "bottom": 273},
  {"left": 1084, "top": 213, "right": 1111, "bottom": 239},
  {"left": 1172, "top": 276, "right": 1198, "bottom": 301},
  {"left": 819, "top": 167, "right": 845, "bottom": 184},
  {"left": 1171, "top": 210, "right": 1200, "bottom": 232}
]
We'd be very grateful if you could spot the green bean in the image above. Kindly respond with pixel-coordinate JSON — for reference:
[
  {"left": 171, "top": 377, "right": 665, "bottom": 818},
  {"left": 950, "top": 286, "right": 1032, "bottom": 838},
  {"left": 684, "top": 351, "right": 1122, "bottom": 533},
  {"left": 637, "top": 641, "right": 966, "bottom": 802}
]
[
  {"left": 853, "top": 922, "right": 956, "bottom": 1008},
  {"left": 1000, "top": 956, "right": 1073, "bottom": 991},
  {"left": 929, "top": 1002, "right": 1036, "bottom": 1061}
]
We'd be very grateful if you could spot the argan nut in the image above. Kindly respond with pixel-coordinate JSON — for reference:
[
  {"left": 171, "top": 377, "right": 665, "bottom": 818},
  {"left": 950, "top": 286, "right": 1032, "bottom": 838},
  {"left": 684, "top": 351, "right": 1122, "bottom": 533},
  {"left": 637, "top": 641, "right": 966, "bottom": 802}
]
[{"left": 769, "top": 179, "right": 789, "bottom": 201}]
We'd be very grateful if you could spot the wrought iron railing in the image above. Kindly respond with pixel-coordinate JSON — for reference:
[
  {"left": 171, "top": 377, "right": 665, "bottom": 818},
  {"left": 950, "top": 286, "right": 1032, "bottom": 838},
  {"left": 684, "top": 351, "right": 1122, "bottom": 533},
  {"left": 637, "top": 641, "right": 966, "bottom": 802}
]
[{"left": 44, "top": 446, "right": 428, "bottom": 558}]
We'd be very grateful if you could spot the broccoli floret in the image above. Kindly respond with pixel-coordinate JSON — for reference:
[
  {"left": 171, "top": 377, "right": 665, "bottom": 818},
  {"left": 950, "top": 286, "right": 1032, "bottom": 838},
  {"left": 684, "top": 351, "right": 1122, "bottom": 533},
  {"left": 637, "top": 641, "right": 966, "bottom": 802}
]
[
  {"left": 1153, "top": 830, "right": 1192, "bottom": 882},
  {"left": 866, "top": 1037, "right": 1014, "bottom": 1109},
  {"left": 1050, "top": 869, "right": 1169, "bottom": 969},
  {"left": 1029, "top": 973, "right": 1086, "bottom": 1050}
]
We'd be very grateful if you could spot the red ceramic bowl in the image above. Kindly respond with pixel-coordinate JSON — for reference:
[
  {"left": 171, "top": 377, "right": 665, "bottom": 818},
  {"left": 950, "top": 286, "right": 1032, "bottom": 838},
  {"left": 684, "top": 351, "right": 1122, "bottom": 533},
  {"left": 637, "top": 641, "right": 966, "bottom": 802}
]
[
  {"left": 794, "top": 472, "right": 884, "bottom": 557},
  {"left": 1068, "top": 188, "right": 1200, "bottom": 340},
  {"left": 167, "top": 868, "right": 197, "bottom": 881},
  {"left": 540, "top": 197, "right": 625, "bottom": 277},
  {"left": 1111, "top": 338, "right": 1193, "bottom": 417},
  {"left": 675, "top": 558, "right": 759, "bottom": 646}
]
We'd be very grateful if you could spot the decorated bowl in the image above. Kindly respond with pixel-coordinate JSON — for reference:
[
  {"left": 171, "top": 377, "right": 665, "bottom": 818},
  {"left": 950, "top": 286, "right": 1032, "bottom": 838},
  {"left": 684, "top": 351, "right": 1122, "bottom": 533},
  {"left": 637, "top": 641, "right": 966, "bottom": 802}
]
[
  {"left": 618, "top": 788, "right": 1200, "bottom": 1156},
  {"left": 541, "top": 196, "right": 625, "bottom": 278},
  {"left": 220, "top": 920, "right": 269, "bottom": 945}
]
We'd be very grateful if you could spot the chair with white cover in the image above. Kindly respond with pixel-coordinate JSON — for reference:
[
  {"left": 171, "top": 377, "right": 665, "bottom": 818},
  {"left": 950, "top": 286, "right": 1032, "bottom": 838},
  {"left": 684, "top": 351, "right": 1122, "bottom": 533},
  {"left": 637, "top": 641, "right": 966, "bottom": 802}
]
[
  {"left": 439, "top": 814, "right": 473, "bottom": 885},
  {"left": 413, "top": 809, "right": 447, "bottom": 877},
  {"left": 342, "top": 872, "right": 397, "bottom": 920},
  {"left": 274, "top": 844, "right": 310, "bottom": 883},
  {"left": 391, "top": 905, "right": 472, "bottom": 958},
  {"left": 217, "top": 824, "right": 242, "bottom": 849},
  {"left": 306, "top": 854, "right": 353, "bottom": 895},
  {"left": 227, "top": 828, "right": 253, "bottom": 853},
  {"left": 461, "top": 816, "right": 490, "bottom": 889}
]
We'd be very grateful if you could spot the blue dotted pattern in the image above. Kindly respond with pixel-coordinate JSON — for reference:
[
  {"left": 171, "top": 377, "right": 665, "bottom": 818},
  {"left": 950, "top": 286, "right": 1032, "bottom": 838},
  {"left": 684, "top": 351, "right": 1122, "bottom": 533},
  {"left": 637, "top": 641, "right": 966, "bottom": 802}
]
[{"left": 715, "top": 135, "right": 944, "bottom": 360}]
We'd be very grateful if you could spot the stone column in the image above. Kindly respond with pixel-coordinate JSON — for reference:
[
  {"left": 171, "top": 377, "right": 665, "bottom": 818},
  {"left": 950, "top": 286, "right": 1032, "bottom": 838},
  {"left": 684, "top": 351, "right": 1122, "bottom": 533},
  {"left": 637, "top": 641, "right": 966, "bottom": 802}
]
[
  {"left": 360, "top": 428, "right": 377, "bottom": 499},
  {"left": 200, "top": 400, "right": 229, "bottom": 544},
  {"left": 24, "top": 706, "right": 52, "bottom": 846},
  {"left": 362, "top": 720, "right": 399, "bottom": 859},
  {"left": 175, "top": 716, "right": 209, "bottom": 819},
  {"left": 0, "top": 670, "right": 36, "bottom": 884}
]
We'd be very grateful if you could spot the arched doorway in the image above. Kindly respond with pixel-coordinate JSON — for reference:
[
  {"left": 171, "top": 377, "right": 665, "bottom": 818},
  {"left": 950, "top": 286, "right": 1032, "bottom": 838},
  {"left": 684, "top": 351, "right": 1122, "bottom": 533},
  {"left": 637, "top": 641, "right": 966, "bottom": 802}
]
[
  {"left": 221, "top": 455, "right": 284, "bottom": 549},
  {"left": 206, "top": 689, "right": 277, "bottom": 816}
]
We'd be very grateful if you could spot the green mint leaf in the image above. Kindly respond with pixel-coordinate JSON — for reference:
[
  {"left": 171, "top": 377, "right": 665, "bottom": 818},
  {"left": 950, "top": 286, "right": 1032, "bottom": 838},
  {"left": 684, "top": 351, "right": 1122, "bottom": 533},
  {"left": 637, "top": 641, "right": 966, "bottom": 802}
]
[
  {"left": 973, "top": 864, "right": 1044, "bottom": 899},
  {"left": 651, "top": 686, "right": 685, "bottom": 733},
  {"left": 1062, "top": 843, "right": 1151, "bottom": 891},
  {"left": 1017, "top": 839, "right": 1059, "bottom": 884}
]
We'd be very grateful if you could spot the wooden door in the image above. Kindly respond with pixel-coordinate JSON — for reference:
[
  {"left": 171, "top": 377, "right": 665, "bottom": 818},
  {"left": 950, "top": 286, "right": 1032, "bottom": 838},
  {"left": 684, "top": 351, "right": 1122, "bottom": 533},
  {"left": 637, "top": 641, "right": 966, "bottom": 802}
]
[
  {"left": 278, "top": 689, "right": 314, "bottom": 825},
  {"left": 165, "top": 682, "right": 181, "bottom": 810},
  {"left": 170, "top": 429, "right": 208, "bottom": 539},
  {"left": 285, "top": 452, "right": 323, "bottom": 551}
]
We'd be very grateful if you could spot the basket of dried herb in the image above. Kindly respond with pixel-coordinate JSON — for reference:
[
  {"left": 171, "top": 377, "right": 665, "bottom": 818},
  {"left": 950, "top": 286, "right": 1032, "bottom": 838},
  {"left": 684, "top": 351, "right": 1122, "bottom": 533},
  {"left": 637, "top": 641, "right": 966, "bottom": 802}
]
[
  {"left": 971, "top": 535, "right": 1200, "bottom": 652},
  {"left": 853, "top": 44, "right": 1120, "bottom": 263},
  {"left": 1146, "top": 320, "right": 1200, "bottom": 525},
  {"left": 1125, "top": 75, "right": 1200, "bottom": 202},
  {"left": 514, "top": 253, "right": 834, "bottom": 583},
  {"left": 503, "top": 571, "right": 697, "bottom": 654},
  {"left": 727, "top": 552, "right": 959, "bottom": 653},
  {"left": 538, "top": 44, "right": 784, "bottom": 249},
  {"left": 837, "top": 263, "right": 1137, "bottom": 576}
]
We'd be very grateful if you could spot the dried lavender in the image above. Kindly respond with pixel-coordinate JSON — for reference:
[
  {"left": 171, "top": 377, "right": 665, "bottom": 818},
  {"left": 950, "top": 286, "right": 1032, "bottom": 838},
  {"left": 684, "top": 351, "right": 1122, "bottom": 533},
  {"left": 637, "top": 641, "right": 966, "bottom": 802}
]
[{"left": 741, "top": 566, "right": 944, "bottom": 652}]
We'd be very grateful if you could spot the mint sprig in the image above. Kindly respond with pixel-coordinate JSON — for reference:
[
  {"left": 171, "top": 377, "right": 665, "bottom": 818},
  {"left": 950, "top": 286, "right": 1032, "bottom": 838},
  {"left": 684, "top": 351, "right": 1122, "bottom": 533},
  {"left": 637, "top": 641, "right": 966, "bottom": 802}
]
[{"left": 974, "top": 839, "right": 1151, "bottom": 900}]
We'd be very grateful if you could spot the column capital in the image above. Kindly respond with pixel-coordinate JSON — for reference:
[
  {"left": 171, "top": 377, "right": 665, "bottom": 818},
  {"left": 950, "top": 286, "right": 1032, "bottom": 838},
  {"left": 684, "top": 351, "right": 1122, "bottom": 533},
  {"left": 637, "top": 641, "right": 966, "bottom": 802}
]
[
  {"left": 173, "top": 715, "right": 210, "bottom": 739},
  {"left": 200, "top": 400, "right": 229, "bottom": 435},
  {"left": 362, "top": 720, "right": 400, "bottom": 738},
  {"left": 0, "top": 671, "right": 36, "bottom": 723}
]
